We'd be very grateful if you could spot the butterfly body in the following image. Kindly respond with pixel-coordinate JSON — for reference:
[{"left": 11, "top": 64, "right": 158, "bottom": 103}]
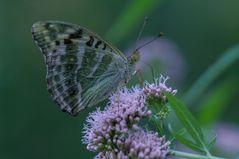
[{"left": 32, "top": 21, "right": 138, "bottom": 116}]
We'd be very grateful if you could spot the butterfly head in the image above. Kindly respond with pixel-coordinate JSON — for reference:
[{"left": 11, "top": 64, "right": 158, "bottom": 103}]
[{"left": 129, "top": 50, "right": 140, "bottom": 64}]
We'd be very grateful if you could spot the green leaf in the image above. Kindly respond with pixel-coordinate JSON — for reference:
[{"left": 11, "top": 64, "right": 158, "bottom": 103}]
[
  {"left": 169, "top": 125, "right": 204, "bottom": 152},
  {"left": 197, "top": 77, "right": 238, "bottom": 125},
  {"left": 148, "top": 115, "right": 164, "bottom": 135},
  {"left": 166, "top": 93, "right": 210, "bottom": 154},
  {"left": 207, "top": 133, "right": 217, "bottom": 150},
  {"left": 183, "top": 45, "right": 239, "bottom": 105}
]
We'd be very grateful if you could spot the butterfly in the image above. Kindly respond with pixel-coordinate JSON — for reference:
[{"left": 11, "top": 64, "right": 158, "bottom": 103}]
[{"left": 31, "top": 21, "right": 140, "bottom": 116}]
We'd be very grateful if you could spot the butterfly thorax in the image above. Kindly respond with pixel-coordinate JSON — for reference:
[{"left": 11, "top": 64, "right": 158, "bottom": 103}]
[
  {"left": 122, "top": 50, "right": 140, "bottom": 84},
  {"left": 128, "top": 50, "right": 140, "bottom": 65}
]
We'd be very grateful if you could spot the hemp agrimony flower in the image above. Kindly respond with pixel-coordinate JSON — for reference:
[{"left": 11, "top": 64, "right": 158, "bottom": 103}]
[
  {"left": 82, "top": 88, "right": 151, "bottom": 152},
  {"left": 118, "top": 129, "right": 170, "bottom": 159},
  {"left": 83, "top": 76, "right": 175, "bottom": 159},
  {"left": 144, "top": 75, "right": 177, "bottom": 119},
  {"left": 144, "top": 75, "right": 177, "bottom": 101}
]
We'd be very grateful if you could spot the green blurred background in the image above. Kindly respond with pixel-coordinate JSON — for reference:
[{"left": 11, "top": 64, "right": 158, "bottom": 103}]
[{"left": 1, "top": 0, "right": 239, "bottom": 158}]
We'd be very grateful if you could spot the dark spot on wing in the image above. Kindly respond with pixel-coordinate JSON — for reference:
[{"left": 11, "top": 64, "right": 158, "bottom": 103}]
[
  {"left": 64, "top": 39, "right": 73, "bottom": 44},
  {"left": 95, "top": 40, "right": 102, "bottom": 48},
  {"left": 55, "top": 40, "right": 60, "bottom": 45},
  {"left": 69, "top": 29, "right": 83, "bottom": 39},
  {"left": 86, "top": 36, "right": 94, "bottom": 47},
  {"left": 44, "top": 23, "right": 51, "bottom": 29},
  {"left": 102, "top": 43, "right": 106, "bottom": 50}
]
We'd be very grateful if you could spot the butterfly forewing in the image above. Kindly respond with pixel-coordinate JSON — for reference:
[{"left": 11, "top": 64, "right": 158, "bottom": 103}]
[{"left": 32, "top": 21, "right": 130, "bottom": 116}]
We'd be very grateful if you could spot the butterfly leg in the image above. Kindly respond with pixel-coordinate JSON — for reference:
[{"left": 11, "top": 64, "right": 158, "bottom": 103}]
[{"left": 135, "top": 69, "right": 144, "bottom": 86}]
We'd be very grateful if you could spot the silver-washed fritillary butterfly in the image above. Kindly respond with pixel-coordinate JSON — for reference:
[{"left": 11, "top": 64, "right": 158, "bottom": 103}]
[{"left": 32, "top": 21, "right": 140, "bottom": 116}]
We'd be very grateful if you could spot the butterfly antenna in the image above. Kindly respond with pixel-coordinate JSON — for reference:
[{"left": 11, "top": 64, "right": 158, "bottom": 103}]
[
  {"left": 136, "top": 32, "right": 164, "bottom": 51},
  {"left": 133, "top": 16, "right": 149, "bottom": 52}
]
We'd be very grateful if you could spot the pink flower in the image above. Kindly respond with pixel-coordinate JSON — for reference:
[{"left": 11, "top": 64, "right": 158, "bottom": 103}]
[
  {"left": 144, "top": 75, "right": 177, "bottom": 101},
  {"left": 119, "top": 130, "right": 170, "bottom": 159},
  {"left": 92, "top": 129, "right": 170, "bottom": 159},
  {"left": 83, "top": 77, "right": 175, "bottom": 159},
  {"left": 82, "top": 87, "right": 151, "bottom": 152},
  {"left": 94, "top": 151, "right": 128, "bottom": 159}
]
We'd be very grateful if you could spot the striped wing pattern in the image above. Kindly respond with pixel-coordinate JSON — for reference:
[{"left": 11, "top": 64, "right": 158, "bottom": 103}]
[{"left": 32, "top": 21, "right": 130, "bottom": 116}]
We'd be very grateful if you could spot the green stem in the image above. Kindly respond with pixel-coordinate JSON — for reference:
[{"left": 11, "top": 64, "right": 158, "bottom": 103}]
[{"left": 170, "top": 150, "right": 227, "bottom": 159}]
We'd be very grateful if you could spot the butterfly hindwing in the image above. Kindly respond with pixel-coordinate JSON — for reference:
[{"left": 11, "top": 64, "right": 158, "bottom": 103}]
[{"left": 32, "top": 21, "right": 129, "bottom": 116}]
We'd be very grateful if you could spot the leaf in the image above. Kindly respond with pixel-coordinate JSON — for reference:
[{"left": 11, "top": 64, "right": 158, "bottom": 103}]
[
  {"left": 207, "top": 133, "right": 217, "bottom": 150},
  {"left": 197, "top": 77, "right": 238, "bottom": 125},
  {"left": 169, "top": 125, "right": 204, "bottom": 152},
  {"left": 183, "top": 45, "right": 239, "bottom": 105},
  {"left": 166, "top": 93, "right": 209, "bottom": 153},
  {"left": 148, "top": 115, "right": 164, "bottom": 135}
]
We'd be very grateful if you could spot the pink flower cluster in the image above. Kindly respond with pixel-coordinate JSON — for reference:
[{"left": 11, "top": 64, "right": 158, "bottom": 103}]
[
  {"left": 93, "top": 129, "right": 170, "bottom": 159},
  {"left": 144, "top": 75, "right": 177, "bottom": 101},
  {"left": 83, "top": 76, "right": 176, "bottom": 159},
  {"left": 118, "top": 130, "right": 170, "bottom": 159},
  {"left": 82, "top": 88, "right": 151, "bottom": 151}
]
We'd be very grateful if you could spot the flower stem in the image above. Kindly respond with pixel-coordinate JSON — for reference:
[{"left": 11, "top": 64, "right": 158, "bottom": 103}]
[{"left": 169, "top": 150, "right": 227, "bottom": 159}]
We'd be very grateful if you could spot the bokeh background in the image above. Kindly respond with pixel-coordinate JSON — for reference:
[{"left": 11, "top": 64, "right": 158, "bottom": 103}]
[{"left": 1, "top": 0, "right": 239, "bottom": 158}]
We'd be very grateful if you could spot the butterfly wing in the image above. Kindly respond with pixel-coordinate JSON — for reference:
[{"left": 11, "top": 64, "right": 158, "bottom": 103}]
[{"left": 32, "top": 21, "right": 130, "bottom": 116}]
